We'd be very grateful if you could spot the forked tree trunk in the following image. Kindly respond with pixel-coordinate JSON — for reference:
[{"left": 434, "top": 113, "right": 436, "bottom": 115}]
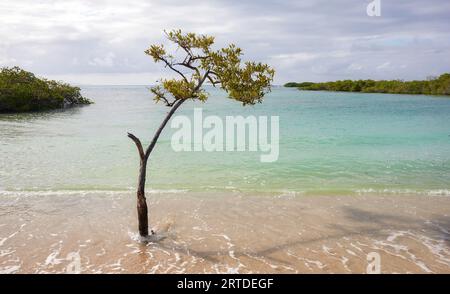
[{"left": 128, "top": 99, "right": 186, "bottom": 237}]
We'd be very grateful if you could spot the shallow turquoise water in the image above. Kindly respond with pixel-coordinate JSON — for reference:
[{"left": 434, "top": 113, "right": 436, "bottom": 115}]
[{"left": 1, "top": 86, "right": 450, "bottom": 195}]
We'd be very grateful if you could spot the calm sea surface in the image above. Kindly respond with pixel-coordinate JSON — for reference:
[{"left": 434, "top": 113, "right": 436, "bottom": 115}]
[{"left": 1, "top": 86, "right": 450, "bottom": 196}]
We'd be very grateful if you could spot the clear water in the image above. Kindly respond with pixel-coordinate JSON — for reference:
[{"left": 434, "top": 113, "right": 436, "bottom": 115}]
[{"left": 1, "top": 86, "right": 450, "bottom": 195}]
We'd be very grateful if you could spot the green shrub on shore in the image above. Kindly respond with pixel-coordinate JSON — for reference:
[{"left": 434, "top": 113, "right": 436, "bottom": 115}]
[
  {"left": 284, "top": 82, "right": 315, "bottom": 88},
  {"left": 284, "top": 74, "right": 450, "bottom": 95},
  {"left": 0, "top": 66, "right": 92, "bottom": 113}
]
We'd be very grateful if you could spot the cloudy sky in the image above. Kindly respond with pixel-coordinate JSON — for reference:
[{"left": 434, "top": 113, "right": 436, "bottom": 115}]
[{"left": 1, "top": 0, "right": 449, "bottom": 85}]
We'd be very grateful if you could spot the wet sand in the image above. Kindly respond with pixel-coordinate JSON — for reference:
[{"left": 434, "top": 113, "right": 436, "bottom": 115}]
[{"left": 0, "top": 191, "right": 449, "bottom": 273}]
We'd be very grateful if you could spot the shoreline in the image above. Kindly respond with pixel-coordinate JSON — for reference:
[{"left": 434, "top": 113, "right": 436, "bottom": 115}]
[
  {"left": 1, "top": 192, "right": 449, "bottom": 273},
  {"left": 2, "top": 187, "right": 450, "bottom": 197}
]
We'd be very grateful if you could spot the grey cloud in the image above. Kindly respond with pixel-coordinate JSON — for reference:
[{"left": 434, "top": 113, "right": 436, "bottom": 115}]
[{"left": 0, "top": 0, "right": 449, "bottom": 84}]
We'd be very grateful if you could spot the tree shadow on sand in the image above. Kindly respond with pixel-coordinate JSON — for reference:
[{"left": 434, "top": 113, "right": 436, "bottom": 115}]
[{"left": 141, "top": 206, "right": 450, "bottom": 270}]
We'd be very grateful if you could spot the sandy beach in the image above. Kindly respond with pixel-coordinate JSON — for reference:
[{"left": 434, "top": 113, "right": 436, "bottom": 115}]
[{"left": 0, "top": 191, "right": 449, "bottom": 274}]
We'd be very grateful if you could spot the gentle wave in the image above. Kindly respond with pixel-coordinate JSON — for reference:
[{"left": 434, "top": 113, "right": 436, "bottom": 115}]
[
  {"left": 215, "top": 187, "right": 450, "bottom": 197},
  {"left": 1, "top": 188, "right": 449, "bottom": 197},
  {"left": 0, "top": 189, "right": 188, "bottom": 197},
  {"left": 271, "top": 188, "right": 450, "bottom": 197},
  {"left": 355, "top": 189, "right": 450, "bottom": 196}
]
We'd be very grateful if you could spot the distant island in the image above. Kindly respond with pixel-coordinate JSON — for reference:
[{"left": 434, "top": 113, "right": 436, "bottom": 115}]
[
  {"left": 284, "top": 73, "right": 450, "bottom": 95},
  {"left": 0, "top": 66, "right": 92, "bottom": 113}
]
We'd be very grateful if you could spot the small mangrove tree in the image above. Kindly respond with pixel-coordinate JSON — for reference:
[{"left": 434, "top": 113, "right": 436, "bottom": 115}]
[{"left": 127, "top": 30, "right": 274, "bottom": 237}]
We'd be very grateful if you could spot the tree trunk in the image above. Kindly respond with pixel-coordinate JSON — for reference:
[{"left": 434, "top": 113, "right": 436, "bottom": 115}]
[
  {"left": 128, "top": 98, "right": 186, "bottom": 237},
  {"left": 137, "top": 158, "right": 149, "bottom": 237}
]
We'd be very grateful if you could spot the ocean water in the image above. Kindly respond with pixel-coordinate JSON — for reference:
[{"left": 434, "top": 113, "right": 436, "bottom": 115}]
[{"left": 1, "top": 86, "right": 450, "bottom": 196}]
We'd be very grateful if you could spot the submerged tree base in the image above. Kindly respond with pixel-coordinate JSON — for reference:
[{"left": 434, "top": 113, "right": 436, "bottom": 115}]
[
  {"left": 0, "top": 66, "right": 92, "bottom": 113},
  {"left": 129, "top": 228, "right": 169, "bottom": 244}
]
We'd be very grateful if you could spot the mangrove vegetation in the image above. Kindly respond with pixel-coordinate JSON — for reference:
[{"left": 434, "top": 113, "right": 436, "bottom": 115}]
[
  {"left": 285, "top": 74, "right": 450, "bottom": 95},
  {"left": 0, "top": 66, "right": 92, "bottom": 113}
]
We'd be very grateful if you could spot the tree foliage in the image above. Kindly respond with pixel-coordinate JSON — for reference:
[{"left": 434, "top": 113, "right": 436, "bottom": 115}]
[
  {"left": 0, "top": 66, "right": 92, "bottom": 112},
  {"left": 284, "top": 74, "right": 450, "bottom": 96},
  {"left": 145, "top": 30, "right": 275, "bottom": 106}
]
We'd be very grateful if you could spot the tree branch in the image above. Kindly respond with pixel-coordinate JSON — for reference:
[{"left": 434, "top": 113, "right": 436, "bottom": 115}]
[
  {"left": 178, "top": 44, "right": 194, "bottom": 59},
  {"left": 174, "top": 61, "right": 201, "bottom": 78},
  {"left": 209, "top": 70, "right": 219, "bottom": 77},
  {"left": 144, "top": 98, "right": 186, "bottom": 159},
  {"left": 194, "top": 70, "right": 210, "bottom": 92},
  {"left": 206, "top": 73, "right": 221, "bottom": 86},
  {"left": 144, "top": 71, "right": 207, "bottom": 160},
  {"left": 159, "top": 95, "right": 171, "bottom": 107},
  {"left": 127, "top": 132, "right": 145, "bottom": 160},
  {"left": 158, "top": 57, "right": 189, "bottom": 84},
  {"left": 191, "top": 56, "right": 208, "bottom": 61},
  {"left": 158, "top": 93, "right": 177, "bottom": 107}
]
